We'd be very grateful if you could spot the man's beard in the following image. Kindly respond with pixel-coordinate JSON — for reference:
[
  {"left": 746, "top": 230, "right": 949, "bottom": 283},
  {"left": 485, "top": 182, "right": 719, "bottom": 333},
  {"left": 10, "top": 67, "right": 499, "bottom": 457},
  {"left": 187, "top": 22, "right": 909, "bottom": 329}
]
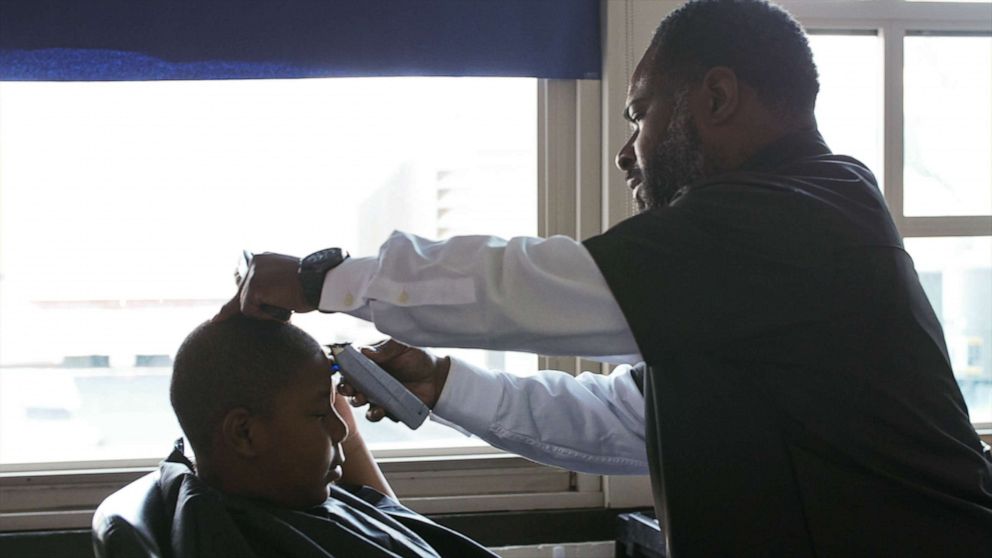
[{"left": 637, "top": 89, "right": 705, "bottom": 211}]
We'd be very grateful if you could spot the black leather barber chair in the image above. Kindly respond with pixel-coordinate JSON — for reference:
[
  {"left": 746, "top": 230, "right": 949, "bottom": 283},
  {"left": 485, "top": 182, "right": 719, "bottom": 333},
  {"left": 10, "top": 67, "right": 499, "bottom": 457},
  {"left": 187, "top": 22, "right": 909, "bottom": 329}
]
[
  {"left": 616, "top": 511, "right": 666, "bottom": 558},
  {"left": 92, "top": 470, "right": 171, "bottom": 558}
]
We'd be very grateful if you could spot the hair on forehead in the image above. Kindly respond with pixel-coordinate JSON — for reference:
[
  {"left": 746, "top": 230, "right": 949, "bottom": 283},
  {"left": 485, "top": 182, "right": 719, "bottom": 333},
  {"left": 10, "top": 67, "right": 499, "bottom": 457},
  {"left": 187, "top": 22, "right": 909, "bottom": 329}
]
[
  {"left": 170, "top": 316, "right": 323, "bottom": 458},
  {"left": 649, "top": 0, "right": 819, "bottom": 115}
]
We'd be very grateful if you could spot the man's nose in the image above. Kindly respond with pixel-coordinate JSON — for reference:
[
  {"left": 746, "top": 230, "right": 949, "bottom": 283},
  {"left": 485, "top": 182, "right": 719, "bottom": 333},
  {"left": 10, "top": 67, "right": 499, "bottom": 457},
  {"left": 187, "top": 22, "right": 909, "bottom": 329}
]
[{"left": 616, "top": 134, "right": 635, "bottom": 172}]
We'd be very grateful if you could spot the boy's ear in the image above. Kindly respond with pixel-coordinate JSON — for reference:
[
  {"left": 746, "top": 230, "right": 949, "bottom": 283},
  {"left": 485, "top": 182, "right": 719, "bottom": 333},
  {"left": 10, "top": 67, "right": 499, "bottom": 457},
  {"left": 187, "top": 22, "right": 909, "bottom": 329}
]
[{"left": 220, "top": 407, "right": 269, "bottom": 457}]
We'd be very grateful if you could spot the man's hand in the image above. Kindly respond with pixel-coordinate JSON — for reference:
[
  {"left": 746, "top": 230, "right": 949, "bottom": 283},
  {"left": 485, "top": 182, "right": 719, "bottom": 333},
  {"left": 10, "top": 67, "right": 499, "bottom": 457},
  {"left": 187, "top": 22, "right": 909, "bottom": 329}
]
[
  {"left": 213, "top": 252, "right": 315, "bottom": 322},
  {"left": 338, "top": 339, "right": 451, "bottom": 422}
]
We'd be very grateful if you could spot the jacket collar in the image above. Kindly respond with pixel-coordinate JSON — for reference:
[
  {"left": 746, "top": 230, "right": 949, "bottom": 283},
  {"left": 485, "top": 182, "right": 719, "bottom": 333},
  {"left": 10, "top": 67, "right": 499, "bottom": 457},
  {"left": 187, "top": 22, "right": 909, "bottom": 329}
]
[
  {"left": 669, "top": 130, "right": 833, "bottom": 205},
  {"left": 738, "top": 129, "right": 832, "bottom": 173}
]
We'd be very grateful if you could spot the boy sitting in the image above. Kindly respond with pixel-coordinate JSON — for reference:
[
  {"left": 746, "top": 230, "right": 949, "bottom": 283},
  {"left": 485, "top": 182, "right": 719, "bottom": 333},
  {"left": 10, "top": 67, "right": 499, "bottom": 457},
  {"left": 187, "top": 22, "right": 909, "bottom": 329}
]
[{"left": 166, "top": 316, "right": 495, "bottom": 557}]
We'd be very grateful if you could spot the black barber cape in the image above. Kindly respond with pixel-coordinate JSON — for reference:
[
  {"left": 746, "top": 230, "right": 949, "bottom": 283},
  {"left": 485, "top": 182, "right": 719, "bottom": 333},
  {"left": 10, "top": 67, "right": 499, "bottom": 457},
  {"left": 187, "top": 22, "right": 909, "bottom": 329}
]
[
  {"left": 157, "top": 449, "right": 496, "bottom": 558},
  {"left": 584, "top": 131, "right": 992, "bottom": 557}
]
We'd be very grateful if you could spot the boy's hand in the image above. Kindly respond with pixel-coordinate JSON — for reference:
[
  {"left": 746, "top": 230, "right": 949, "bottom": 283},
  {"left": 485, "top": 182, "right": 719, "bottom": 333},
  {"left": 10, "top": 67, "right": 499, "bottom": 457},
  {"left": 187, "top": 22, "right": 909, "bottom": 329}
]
[
  {"left": 332, "top": 376, "right": 361, "bottom": 437},
  {"left": 331, "top": 375, "right": 396, "bottom": 498},
  {"left": 214, "top": 252, "right": 315, "bottom": 322},
  {"left": 338, "top": 339, "right": 450, "bottom": 422}
]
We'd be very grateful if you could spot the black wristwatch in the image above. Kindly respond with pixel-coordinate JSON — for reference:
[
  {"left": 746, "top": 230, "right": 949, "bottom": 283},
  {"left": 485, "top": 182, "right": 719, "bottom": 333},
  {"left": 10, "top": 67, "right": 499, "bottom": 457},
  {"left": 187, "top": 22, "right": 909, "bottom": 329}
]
[{"left": 299, "top": 248, "right": 349, "bottom": 309}]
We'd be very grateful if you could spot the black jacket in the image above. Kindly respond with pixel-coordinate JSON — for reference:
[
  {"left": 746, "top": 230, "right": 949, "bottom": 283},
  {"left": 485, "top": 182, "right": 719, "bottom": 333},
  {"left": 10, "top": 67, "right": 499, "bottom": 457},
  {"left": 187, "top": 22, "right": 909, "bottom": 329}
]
[
  {"left": 157, "top": 449, "right": 495, "bottom": 558},
  {"left": 585, "top": 131, "right": 992, "bottom": 557}
]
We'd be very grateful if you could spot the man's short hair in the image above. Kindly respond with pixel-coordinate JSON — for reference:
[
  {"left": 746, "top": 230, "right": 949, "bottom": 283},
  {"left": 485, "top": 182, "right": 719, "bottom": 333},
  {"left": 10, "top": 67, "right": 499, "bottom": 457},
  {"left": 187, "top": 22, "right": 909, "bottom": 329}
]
[
  {"left": 170, "top": 317, "right": 323, "bottom": 457},
  {"left": 650, "top": 0, "right": 819, "bottom": 116}
]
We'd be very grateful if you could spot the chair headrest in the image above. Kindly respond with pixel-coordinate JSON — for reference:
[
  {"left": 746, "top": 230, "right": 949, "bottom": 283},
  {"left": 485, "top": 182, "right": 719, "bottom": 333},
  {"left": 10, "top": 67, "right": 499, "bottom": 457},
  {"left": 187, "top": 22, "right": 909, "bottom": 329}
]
[{"left": 91, "top": 470, "right": 170, "bottom": 558}]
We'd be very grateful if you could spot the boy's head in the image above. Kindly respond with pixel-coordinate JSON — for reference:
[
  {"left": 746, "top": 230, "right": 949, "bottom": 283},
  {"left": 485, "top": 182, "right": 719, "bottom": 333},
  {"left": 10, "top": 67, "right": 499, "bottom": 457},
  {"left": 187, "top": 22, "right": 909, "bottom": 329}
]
[{"left": 170, "top": 317, "right": 348, "bottom": 509}]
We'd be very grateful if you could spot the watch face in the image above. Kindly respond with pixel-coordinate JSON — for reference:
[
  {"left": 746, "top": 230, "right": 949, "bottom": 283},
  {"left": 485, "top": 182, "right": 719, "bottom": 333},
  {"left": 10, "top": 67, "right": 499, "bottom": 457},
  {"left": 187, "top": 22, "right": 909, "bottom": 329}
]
[{"left": 304, "top": 248, "right": 344, "bottom": 270}]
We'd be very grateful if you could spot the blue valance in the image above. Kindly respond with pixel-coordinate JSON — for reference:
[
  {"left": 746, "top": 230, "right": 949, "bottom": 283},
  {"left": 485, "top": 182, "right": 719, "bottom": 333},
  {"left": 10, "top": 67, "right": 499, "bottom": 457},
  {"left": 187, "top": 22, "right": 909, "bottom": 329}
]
[{"left": 0, "top": 0, "right": 601, "bottom": 81}]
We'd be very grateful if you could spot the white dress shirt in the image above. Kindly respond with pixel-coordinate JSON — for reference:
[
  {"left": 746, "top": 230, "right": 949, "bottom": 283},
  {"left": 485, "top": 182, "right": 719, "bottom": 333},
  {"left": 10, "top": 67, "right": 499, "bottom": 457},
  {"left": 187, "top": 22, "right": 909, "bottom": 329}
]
[
  {"left": 435, "top": 359, "right": 649, "bottom": 474},
  {"left": 321, "top": 230, "right": 648, "bottom": 474}
]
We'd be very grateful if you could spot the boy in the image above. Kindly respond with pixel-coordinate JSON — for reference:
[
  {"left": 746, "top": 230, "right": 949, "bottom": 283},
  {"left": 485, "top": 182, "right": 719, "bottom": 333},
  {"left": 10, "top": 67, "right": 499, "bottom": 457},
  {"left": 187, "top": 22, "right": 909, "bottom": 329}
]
[{"left": 166, "top": 316, "right": 495, "bottom": 557}]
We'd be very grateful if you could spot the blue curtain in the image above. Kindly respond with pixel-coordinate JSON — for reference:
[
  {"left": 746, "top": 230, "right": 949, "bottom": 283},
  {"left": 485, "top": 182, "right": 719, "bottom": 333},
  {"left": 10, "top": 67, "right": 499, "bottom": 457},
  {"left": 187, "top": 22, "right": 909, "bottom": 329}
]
[{"left": 0, "top": 0, "right": 600, "bottom": 81}]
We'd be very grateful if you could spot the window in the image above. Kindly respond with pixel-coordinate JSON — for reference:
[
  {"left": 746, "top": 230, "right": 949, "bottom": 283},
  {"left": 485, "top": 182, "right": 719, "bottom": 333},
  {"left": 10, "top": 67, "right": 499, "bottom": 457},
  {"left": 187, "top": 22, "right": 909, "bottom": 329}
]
[
  {"left": 903, "top": 34, "right": 991, "bottom": 217},
  {"left": 901, "top": 33, "right": 992, "bottom": 423},
  {"left": 906, "top": 237, "right": 992, "bottom": 422},
  {"left": 796, "top": 2, "right": 992, "bottom": 427},
  {"left": 0, "top": 77, "right": 538, "bottom": 466},
  {"left": 808, "top": 32, "right": 883, "bottom": 187}
]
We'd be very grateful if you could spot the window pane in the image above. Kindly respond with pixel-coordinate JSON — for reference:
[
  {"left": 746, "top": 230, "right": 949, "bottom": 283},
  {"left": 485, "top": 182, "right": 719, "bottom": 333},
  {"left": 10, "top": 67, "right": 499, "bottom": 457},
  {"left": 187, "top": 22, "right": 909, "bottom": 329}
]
[
  {"left": 809, "top": 33, "right": 883, "bottom": 189},
  {"left": 904, "top": 35, "right": 992, "bottom": 216},
  {"left": 0, "top": 78, "right": 537, "bottom": 465},
  {"left": 905, "top": 237, "right": 992, "bottom": 423}
]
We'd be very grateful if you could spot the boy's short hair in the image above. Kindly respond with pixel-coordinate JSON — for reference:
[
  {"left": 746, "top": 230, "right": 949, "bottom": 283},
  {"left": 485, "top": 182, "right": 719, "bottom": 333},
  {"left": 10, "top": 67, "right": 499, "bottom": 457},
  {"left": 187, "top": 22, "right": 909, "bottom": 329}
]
[{"left": 170, "top": 317, "right": 323, "bottom": 458}]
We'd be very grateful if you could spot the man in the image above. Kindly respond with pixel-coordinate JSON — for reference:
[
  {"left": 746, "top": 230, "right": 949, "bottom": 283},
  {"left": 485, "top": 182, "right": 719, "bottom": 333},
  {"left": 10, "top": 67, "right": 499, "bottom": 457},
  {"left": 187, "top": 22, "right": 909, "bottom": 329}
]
[{"left": 217, "top": 1, "right": 992, "bottom": 555}]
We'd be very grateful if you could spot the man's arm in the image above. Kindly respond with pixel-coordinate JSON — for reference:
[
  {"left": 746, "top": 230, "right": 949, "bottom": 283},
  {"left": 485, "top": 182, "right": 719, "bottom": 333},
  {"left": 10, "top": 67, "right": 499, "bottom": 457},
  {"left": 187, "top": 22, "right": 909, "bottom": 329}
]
[
  {"left": 215, "top": 231, "right": 639, "bottom": 361},
  {"left": 347, "top": 340, "right": 648, "bottom": 475},
  {"left": 434, "top": 359, "right": 649, "bottom": 475},
  {"left": 320, "top": 231, "right": 641, "bottom": 361}
]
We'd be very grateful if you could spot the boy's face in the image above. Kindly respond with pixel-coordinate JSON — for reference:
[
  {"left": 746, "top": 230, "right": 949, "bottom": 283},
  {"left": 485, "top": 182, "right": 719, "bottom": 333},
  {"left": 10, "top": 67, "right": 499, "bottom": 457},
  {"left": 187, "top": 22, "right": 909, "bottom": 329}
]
[{"left": 254, "top": 349, "right": 349, "bottom": 509}]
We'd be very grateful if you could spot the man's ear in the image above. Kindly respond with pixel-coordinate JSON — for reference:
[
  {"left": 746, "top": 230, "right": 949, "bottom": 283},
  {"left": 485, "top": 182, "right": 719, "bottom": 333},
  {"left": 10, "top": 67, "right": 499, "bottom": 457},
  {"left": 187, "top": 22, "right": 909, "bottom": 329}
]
[
  {"left": 220, "top": 407, "right": 268, "bottom": 457},
  {"left": 699, "top": 66, "right": 740, "bottom": 125}
]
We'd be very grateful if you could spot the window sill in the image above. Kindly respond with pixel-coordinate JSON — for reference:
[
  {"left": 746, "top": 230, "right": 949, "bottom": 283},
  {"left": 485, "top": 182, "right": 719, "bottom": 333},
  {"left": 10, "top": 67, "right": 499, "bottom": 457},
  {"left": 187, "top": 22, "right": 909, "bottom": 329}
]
[{"left": 0, "top": 453, "right": 601, "bottom": 532}]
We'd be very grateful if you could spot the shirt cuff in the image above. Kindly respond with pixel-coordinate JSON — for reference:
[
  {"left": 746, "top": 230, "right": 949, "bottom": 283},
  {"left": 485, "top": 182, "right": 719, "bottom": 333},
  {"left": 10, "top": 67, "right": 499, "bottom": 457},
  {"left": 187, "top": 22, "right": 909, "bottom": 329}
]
[
  {"left": 432, "top": 357, "right": 503, "bottom": 436},
  {"left": 318, "top": 257, "right": 378, "bottom": 312}
]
